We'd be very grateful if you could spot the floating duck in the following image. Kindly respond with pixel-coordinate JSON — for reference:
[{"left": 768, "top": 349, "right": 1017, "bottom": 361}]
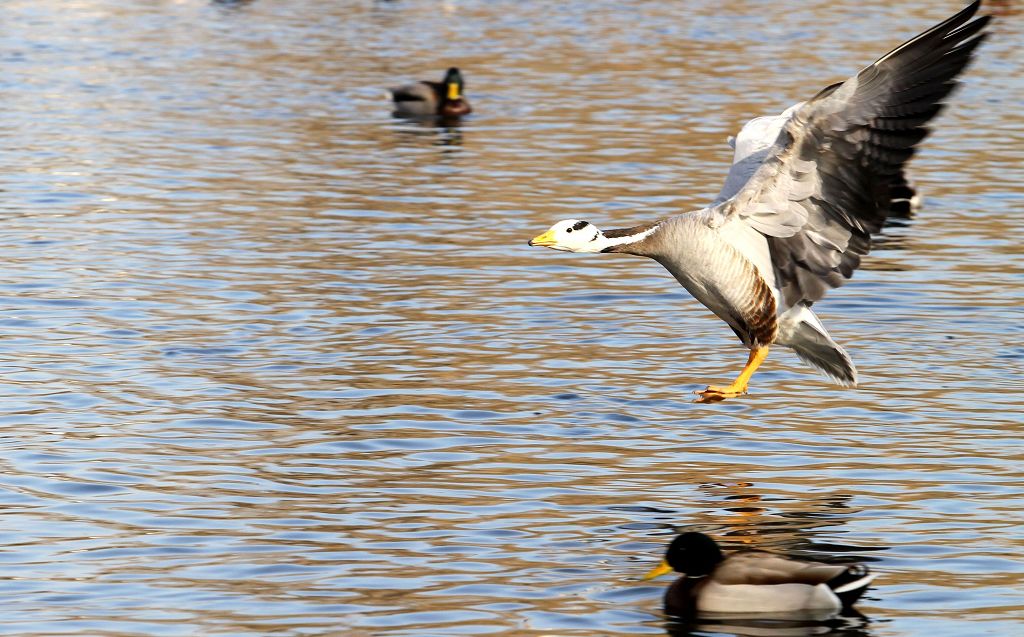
[
  {"left": 643, "top": 532, "right": 875, "bottom": 616},
  {"left": 529, "top": 2, "right": 989, "bottom": 401},
  {"left": 389, "top": 67, "right": 472, "bottom": 120}
]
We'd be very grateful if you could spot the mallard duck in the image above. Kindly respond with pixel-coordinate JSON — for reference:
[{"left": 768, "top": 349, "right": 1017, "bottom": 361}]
[
  {"left": 643, "top": 532, "right": 875, "bottom": 616},
  {"left": 528, "top": 2, "right": 989, "bottom": 402},
  {"left": 389, "top": 67, "right": 472, "bottom": 120}
]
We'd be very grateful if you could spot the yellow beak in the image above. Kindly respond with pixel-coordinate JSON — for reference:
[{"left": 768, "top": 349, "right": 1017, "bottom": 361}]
[
  {"left": 642, "top": 559, "right": 674, "bottom": 581},
  {"left": 447, "top": 82, "right": 461, "bottom": 100},
  {"left": 528, "top": 229, "right": 557, "bottom": 247}
]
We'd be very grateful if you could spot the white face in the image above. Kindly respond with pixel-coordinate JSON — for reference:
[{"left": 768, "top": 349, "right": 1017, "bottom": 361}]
[{"left": 528, "top": 219, "right": 604, "bottom": 253}]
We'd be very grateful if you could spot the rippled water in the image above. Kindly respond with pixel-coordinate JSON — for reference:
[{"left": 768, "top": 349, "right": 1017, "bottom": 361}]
[{"left": 0, "top": 0, "right": 1021, "bottom": 635}]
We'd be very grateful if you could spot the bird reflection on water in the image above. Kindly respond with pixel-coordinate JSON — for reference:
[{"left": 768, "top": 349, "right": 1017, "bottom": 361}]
[{"left": 663, "top": 607, "right": 873, "bottom": 637}]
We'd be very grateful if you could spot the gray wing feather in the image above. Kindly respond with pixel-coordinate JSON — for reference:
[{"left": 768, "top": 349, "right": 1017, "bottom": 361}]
[
  {"left": 714, "top": 552, "right": 848, "bottom": 586},
  {"left": 388, "top": 82, "right": 441, "bottom": 117},
  {"left": 713, "top": 103, "right": 803, "bottom": 205},
  {"left": 388, "top": 82, "right": 434, "bottom": 101},
  {"left": 713, "top": 1, "right": 989, "bottom": 307}
]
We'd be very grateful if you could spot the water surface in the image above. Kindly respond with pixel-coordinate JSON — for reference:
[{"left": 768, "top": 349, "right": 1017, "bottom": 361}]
[{"left": 0, "top": 0, "right": 1021, "bottom": 635}]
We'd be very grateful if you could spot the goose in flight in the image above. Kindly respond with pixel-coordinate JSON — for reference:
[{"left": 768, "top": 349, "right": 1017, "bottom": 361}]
[{"left": 529, "top": 2, "right": 990, "bottom": 402}]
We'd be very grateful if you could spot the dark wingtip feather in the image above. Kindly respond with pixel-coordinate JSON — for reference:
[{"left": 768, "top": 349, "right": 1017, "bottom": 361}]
[
  {"left": 874, "top": 0, "right": 986, "bottom": 66},
  {"left": 738, "top": 2, "right": 990, "bottom": 307}
]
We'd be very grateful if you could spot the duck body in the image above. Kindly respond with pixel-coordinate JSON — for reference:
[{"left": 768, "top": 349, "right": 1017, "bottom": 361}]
[
  {"left": 529, "top": 2, "right": 990, "bottom": 401},
  {"left": 389, "top": 67, "right": 472, "bottom": 120},
  {"left": 691, "top": 579, "right": 848, "bottom": 614},
  {"left": 646, "top": 533, "right": 875, "bottom": 617},
  {"left": 664, "top": 551, "right": 872, "bottom": 615}
]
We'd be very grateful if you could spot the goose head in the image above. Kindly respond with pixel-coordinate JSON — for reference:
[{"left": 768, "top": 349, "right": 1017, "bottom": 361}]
[{"left": 528, "top": 219, "right": 605, "bottom": 253}]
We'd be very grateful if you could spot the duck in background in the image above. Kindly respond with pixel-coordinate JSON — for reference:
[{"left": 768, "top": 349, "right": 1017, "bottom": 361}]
[
  {"left": 389, "top": 67, "right": 472, "bottom": 121},
  {"left": 643, "top": 532, "right": 875, "bottom": 617}
]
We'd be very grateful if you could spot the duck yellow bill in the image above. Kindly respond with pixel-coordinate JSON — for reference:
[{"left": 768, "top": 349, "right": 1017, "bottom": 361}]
[
  {"left": 528, "top": 229, "right": 557, "bottom": 247},
  {"left": 447, "top": 82, "right": 461, "bottom": 100},
  {"left": 642, "top": 559, "right": 673, "bottom": 580}
]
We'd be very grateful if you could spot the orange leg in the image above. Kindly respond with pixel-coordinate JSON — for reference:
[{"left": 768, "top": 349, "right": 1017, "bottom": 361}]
[{"left": 694, "top": 346, "right": 769, "bottom": 403}]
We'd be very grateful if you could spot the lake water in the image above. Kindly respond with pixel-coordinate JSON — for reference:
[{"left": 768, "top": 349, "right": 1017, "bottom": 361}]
[{"left": 0, "top": 0, "right": 1020, "bottom": 635}]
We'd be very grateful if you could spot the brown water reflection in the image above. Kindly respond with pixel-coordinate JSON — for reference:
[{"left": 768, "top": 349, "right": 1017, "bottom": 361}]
[{"left": 0, "top": 0, "right": 1020, "bottom": 636}]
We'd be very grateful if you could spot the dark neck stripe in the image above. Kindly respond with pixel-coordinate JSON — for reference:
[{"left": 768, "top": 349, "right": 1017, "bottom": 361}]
[
  {"left": 600, "top": 221, "right": 661, "bottom": 254},
  {"left": 602, "top": 221, "right": 659, "bottom": 239}
]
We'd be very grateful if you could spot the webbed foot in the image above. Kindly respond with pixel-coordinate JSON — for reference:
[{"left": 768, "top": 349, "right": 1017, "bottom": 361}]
[{"left": 693, "top": 385, "right": 747, "bottom": 403}]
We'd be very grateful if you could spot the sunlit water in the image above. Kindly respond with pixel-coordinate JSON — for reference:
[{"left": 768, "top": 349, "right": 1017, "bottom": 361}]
[{"left": 0, "top": 0, "right": 1020, "bottom": 635}]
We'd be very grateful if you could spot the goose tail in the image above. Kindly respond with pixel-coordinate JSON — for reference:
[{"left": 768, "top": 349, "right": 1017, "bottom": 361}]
[{"left": 777, "top": 303, "right": 858, "bottom": 387}]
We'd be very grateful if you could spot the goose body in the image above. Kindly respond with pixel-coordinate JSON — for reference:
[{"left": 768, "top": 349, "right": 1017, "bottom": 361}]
[
  {"left": 644, "top": 533, "right": 875, "bottom": 617},
  {"left": 389, "top": 67, "right": 472, "bottom": 120},
  {"left": 528, "top": 2, "right": 990, "bottom": 401}
]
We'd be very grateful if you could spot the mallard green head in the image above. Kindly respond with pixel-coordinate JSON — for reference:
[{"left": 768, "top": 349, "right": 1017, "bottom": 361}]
[
  {"left": 644, "top": 532, "right": 725, "bottom": 580},
  {"left": 438, "top": 67, "right": 471, "bottom": 118},
  {"left": 443, "top": 67, "right": 465, "bottom": 101}
]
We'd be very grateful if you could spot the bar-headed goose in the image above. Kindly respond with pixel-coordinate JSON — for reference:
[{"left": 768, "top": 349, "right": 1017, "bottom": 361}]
[
  {"left": 529, "top": 2, "right": 990, "bottom": 401},
  {"left": 643, "top": 532, "right": 875, "bottom": 616},
  {"left": 389, "top": 67, "right": 472, "bottom": 120}
]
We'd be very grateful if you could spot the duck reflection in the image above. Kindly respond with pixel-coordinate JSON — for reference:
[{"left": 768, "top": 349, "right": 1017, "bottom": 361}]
[
  {"left": 664, "top": 607, "right": 872, "bottom": 637},
  {"left": 692, "top": 482, "right": 881, "bottom": 558},
  {"left": 385, "top": 123, "right": 465, "bottom": 160}
]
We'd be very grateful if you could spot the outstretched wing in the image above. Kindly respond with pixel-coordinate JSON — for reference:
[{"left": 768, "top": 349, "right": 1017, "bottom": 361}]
[
  {"left": 713, "top": 103, "right": 803, "bottom": 205},
  {"left": 713, "top": 1, "right": 990, "bottom": 307},
  {"left": 715, "top": 109, "right": 920, "bottom": 218}
]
